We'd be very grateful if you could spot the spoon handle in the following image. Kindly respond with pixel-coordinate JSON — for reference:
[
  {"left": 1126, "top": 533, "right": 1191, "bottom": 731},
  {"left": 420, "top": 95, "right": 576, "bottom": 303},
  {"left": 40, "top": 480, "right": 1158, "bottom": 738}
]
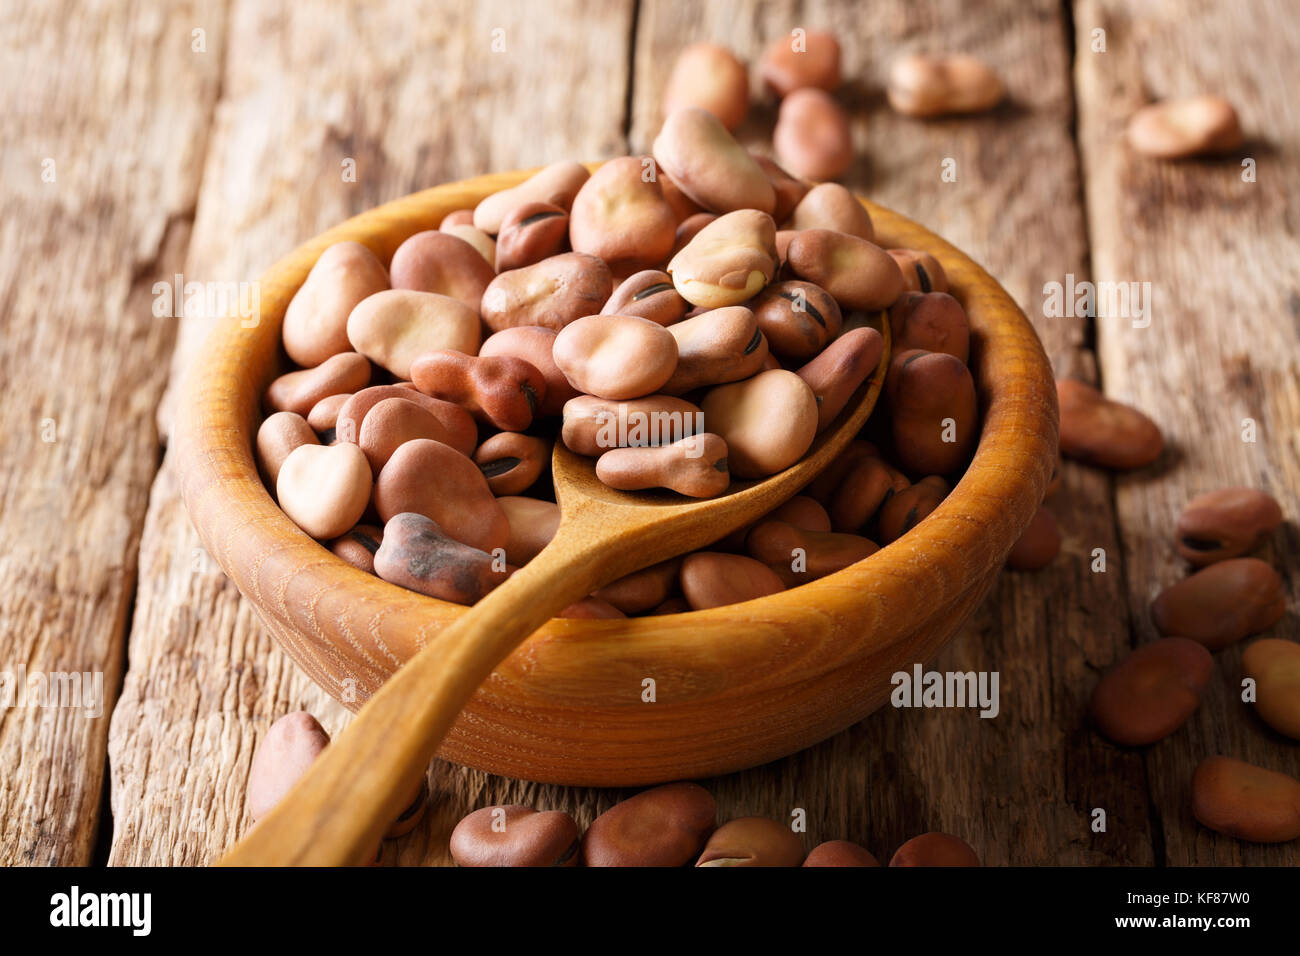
[{"left": 218, "top": 517, "right": 616, "bottom": 866}]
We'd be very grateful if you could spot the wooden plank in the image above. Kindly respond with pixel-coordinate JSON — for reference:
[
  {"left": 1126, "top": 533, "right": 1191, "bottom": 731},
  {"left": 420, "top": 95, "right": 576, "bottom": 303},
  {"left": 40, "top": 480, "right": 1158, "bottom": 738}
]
[
  {"left": 106, "top": 0, "right": 636, "bottom": 866},
  {"left": 0, "top": 0, "right": 225, "bottom": 865},
  {"left": 1075, "top": 0, "right": 1300, "bottom": 865}
]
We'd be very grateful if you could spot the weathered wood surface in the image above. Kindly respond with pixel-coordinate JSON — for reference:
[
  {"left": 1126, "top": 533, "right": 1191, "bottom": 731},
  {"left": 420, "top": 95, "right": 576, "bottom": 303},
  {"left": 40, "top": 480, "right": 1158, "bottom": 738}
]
[{"left": 1075, "top": 0, "right": 1300, "bottom": 865}]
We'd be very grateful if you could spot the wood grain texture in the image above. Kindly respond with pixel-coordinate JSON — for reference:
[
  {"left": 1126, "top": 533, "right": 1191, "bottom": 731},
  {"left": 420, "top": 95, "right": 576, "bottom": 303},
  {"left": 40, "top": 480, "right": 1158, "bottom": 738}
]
[
  {"left": 0, "top": 0, "right": 225, "bottom": 865},
  {"left": 1075, "top": 0, "right": 1299, "bottom": 865}
]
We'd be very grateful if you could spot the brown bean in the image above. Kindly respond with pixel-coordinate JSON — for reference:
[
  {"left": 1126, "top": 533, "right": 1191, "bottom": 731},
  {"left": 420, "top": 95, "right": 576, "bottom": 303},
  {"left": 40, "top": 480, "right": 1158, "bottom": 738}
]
[
  {"left": 561, "top": 393, "right": 703, "bottom": 457},
  {"left": 746, "top": 519, "right": 878, "bottom": 582},
  {"left": 389, "top": 230, "right": 496, "bottom": 312},
  {"left": 256, "top": 411, "right": 320, "bottom": 485},
  {"left": 752, "top": 154, "right": 809, "bottom": 224},
  {"left": 1150, "top": 558, "right": 1285, "bottom": 650},
  {"left": 663, "top": 43, "right": 749, "bottom": 131},
  {"left": 774, "top": 88, "right": 853, "bottom": 181},
  {"left": 700, "top": 369, "right": 818, "bottom": 478},
  {"left": 1242, "top": 639, "right": 1300, "bottom": 741},
  {"left": 334, "top": 384, "right": 476, "bottom": 457},
  {"left": 803, "top": 840, "right": 880, "bottom": 867},
  {"left": 1191, "top": 756, "right": 1300, "bottom": 843},
  {"left": 494, "top": 201, "right": 569, "bottom": 272},
  {"left": 787, "top": 183, "right": 873, "bottom": 240},
  {"left": 671, "top": 212, "right": 718, "bottom": 260},
  {"left": 696, "top": 817, "right": 805, "bottom": 867},
  {"left": 662, "top": 306, "right": 767, "bottom": 394},
  {"left": 805, "top": 439, "right": 883, "bottom": 503},
  {"left": 282, "top": 242, "right": 389, "bottom": 368},
  {"left": 373, "top": 512, "right": 504, "bottom": 605},
  {"left": 592, "top": 559, "right": 683, "bottom": 614},
  {"left": 498, "top": 496, "right": 560, "bottom": 564},
  {"left": 276, "top": 443, "right": 372, "bottom": 540},
  {"left": 759, "top": 30, "right": 842, "bottom": 97},
  {"left": 1088, "top": 638, "right": 1213, "bottom": 746},
  {"left": 450, "top": 805, "right": 580, "bottom": 867},
  {"left": 478, "top": 326, "right": 577, "bottom": 417},
  {"left": 480, "top": 251, "right": 613, "bottom": 333},
  {"left": 652, "top": 108, "right": 776, "bottom": 214},
  {"left": 786, "top": 229, "right": 904, "bottom": 311},
  {"left": 356, "top": 396, "right": 453, "bottom": 473},
  {"left": 373, "top": 439, "right": 509, "bottom": 552},
  {"left": 305, "top": 392, "right": 350, "bottom": 433},
  {"left": 680, "top": 552, "right": 785, "bottom": 610},
  {"left": 553, "top": 314, "right": 679, "bottom": 400},
  {"left": 247, "top": 711, "right": 330, "bottom": 822},
  {"left": 346, "top": 290, "right": 480, "bottom": 379},
  {"left": 659, "top": 170, "right": 705, "bottom": 223},
  {"left": 774, "top": 228, "right": 797, "bottom": 263},
  {"left": 602, "top": 269, "right": 690, "bottom": 327},
  {"left": 749, "top": 280, "right": 843, "bottom": 362},
  {"left": 558, "top": 597, "right": 626, "bottom": 619},
  {"left": 596, "top": 433, "right": 731, "bottom": 498},
  {"left": 769, "top": 495, "right": 832, "bottom": 532},
  {"left": 1006, "top": 505, "right": 1061, "bottom": 571},
  {"left": 328, "top": 524, "right": 383, "bottom": 575},
  {"left": 410, "top": 349, "right": 546, "bottom": 432},
  {"left": 581, "top": 782, "right": 717, "bottom": 867},
  {"left": 889, "top": 832, "right": 980, "bottom": 866},
  {"left": 473, "top": 432, "right": 550, "bottom": 496},
  {"left": 889, "top": 349, "right": 978, "bottom": 474},
  {"left": 384, "top": 778, "right": 430, "bottom": 840},
  {"left": 473, "top": 160, "right": 590, "bottom": 235},
  {"left": 1056, "top": 379, "right": 1163, "bottom": 470},
  {"left": 888, "top": 291, "right": 969, "bottom": 362},
  {"left": 796, "top": 327, "right": 884, "bottom": 432},
  {"left": 1127, "top": 96, "right": 1244, "bottom": 159},
  {"left": 1175, "top": 487, "right": 1283, "bottom": 567},
  {"left": 828, "top": 455, "right": 904, "bottom": 534},
  {"left": 569, "top": 156, "right": 678, "bottom": 273},
  {"left": 877, "top": 475, "right": 948, "bottom": 544},
  {"left": 888, "top": 248, "right": 949, "bottom": 294},
  {"left": 648, "top": 597, "right": 690, "bottom": 616},
  {"left": 887, "top": 53, "right": 1004, "bottom": 117},
  {"left": 265, "top": 351, "right": 371, "bottom": 416},
  {"left": 667, "top": 209, "right": 779, "bottom": 309}
]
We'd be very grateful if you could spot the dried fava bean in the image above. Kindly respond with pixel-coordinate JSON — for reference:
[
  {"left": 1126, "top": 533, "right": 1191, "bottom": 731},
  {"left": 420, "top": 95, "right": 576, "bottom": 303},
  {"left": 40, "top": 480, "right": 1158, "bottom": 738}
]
[
  {"left": 480, "top": 252, "right": 614, "bottom": 333},
  {"left": 829, "top": 455, "right": 902, "bottom": 534},
  {"left": 659, "top": 171, "right": 705, "bottom": 223},
  {"left": 1150, "top": 558, "right": 1284, "bottom": 651},
  {"left": 774, "top": 229, "right": 797, "bottom": 263},
  {"left": 373, "top": 512, "right": 503, "bottom": 605},
  {"left": 410, "top": 350, "right": 546, "bottom": 432},
  {"left": 1175, "top": 487, "right": 1283, "bottom": 567},
  {"left": 803, "top": 840, "right": 880, "bottom": 867},
  {"left": 561, "top": 393, "right": 703, "bottom": 457},
  {"left": 479, "top": 327, "right": 577, "bottom": 418},
  {"left": 770, "top": 494, "right": 832, "bottom": 532},
  {"left": 749, "top": 280, "right": 843, "bottom": 362},
  {"left": 494, "top": 201, "right": 569, "bottom": 272},
  {"left": 671, "top": 212, "right": 718, "bottom": 259},
  {"left": 649, "top": 597, "right": 690, "bottom": 615},
  {"left": 888, "top": 249, "right": 949, "bottom": 294},
  {"left": 787, "top": 182, "right": 873, "bottom": 241},
  {"left": 559, "top": 597, "right": 626, "bottom": 619},
  {"left": 786, "top": 229, "right": 904, "bottom": 311},
  {"left": 389, "top": 230, "right": 496, "bottom": 312},
  {"left": 593, "top": 559, "right": 683, "bottom": 614},
  {"left": 702, "top": 369, "right": 818, "bottom": 478},
  {"left": 306, "top": 392, "right": 350, "bottom": 433},
  {"left": 1127, "top": 96, "right": 1244, "bottom": 159},
  {"left": 441, "top": 224, "right": 496, "bottom": 269},
  {"left": 346, "top": 290, "right": 480, "bottom": 380},
  {"left": 265, "top": 351, "right": 371, "bottom": 416},
  {"left": 552, "top": 314, "right": 678, "bottom": 400},
  {"left": 569, "top": 156, "right": 678, "bottom": 273},
  {"left": 385, "top": 778, "right": 430, "bottom": 839},
  {"left": 889, "top": 833, "right": 980, "bottom": 866},
  {"left": 889, "top": 349, "right": 978, "bottom": 474},
  {"left": 1056, "top": 379, "right": 1163, "bottom": 470},
  {"left": 581, "top": 782, "right": 717, "bottom": 867},
  {"left": 663, "top": 43, "right": 749, "bottom": 132},
  {"left": 752, "top": 155, "right": 810, "bottom": 226},
  {"left": 759, "top": 30, "right": 842, "bottom": 97},
  {"left": 328, "top": 524, "right": 383, "bottom": 574},
  {"left": 696, "top": 817, "right": 805, "bottom": 867},
  {"left": 667, "top": 209, "right": 779, "bottom": 309},
  {"left": 451, "top": 805, "right": 580, "bottom": 867},
  {"left": 498, "top": 496, "right": 560, "bottom": 564},
  {"left": 473, "top": 432, "right": 550, "bottom": 496},
  {"left": 373, "top": 439, "right": 509, "bottom": 552},
  {"left": 1191, "top": 756, "right": 1300, "bottom": 843},
  {"left": 247, "top": 712, "right": 330, "bottom": 822},
  {"left": 877, "top": 475, "right": 948, "bottom": 544},
  {"left": 746, "top": 520, "right": 878, "bottom": 581},
  {"left": 440, "top": 209, "right": 474, "bottom": 229},
  {"left": 774, "top": 88, "right": 853, "bottom": 182},
  {"left": 1242, "top": 639, "right": 1300, "bottom": 740},
  {"left": 652, "top": 108, "right": 776, "bottom": 214},
  {"left": 596, "top": 433, "right": 731, "bottom": 498},
  {"left": 796, "top": 327, "right": 885, "bottom": 432},
  {"left": 276, "top": 443, "right": 372, "bottom": 540},
  {"left": 887, "top": 53, "right": 1004, "bottom": 118},
  {"left": 256, "top": 411, "right": 319, "bottom": 485},
  {"left": 473, "top": 160, "right": 590, "bottom": 235},
  {"left": 1006, "top": 506, "right": 1061, "bottom": 571},
  {"left": 1088, "top": 638, "right": 1212, "bottom": 746},
  {"left": 680, "top": 552, "right": 786, "bottom": 610},
  {"left": 335, "top": 384, "right": 476, "bottom": 456},
  {"left": 357, "top": 397, "right": 453, "bottom": 473},
  {"left": 282, "top": 242, "right": 389, "bottom": 368},
  {"left": 663, "top": 306, "right": 768, "bottom": 394},
  {"left": 806, "top": 439, "right": 883, "bottom": 503},
  {"left": 889, "top": 291, "right": 969, "bottom": 362},
  {"left": 602, "top": 269, "right": 690, "bottom": 327}
]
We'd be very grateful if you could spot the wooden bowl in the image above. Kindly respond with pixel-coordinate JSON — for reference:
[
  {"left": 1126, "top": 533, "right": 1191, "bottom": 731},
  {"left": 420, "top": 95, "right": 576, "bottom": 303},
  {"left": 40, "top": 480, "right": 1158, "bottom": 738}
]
[{"left": 176, "top": 167, "right": 1057, "bottom": 787}]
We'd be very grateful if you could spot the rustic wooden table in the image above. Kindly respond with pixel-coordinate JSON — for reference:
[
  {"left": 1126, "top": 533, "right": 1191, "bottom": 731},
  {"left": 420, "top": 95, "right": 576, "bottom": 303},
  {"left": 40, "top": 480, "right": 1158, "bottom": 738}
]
[{"left": 1, "top": 0, "right": 1295, "bottom": 867}]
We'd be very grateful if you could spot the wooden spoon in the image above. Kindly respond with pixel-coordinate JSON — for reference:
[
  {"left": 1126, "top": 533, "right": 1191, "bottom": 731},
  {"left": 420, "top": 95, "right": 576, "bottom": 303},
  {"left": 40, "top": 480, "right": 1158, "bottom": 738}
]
[{"left": 220, "top": 334, "right": 888, "bottom": 866}]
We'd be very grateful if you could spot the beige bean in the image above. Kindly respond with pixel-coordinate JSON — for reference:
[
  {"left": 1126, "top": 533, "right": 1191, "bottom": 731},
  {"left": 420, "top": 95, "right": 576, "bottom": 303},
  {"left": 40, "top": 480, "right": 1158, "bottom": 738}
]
[
  {"left": 473, "top": 160, "right": 590, "bottom": 235},
  {"left": 480, "top": 252, "right": 613, "bottom": 333},
  {"left": 373, "top": 512, "right": 503, "bottom": 605},
  {"left": 680, "top": 552, "right": 785, "bottom": 610},
  {"left": 276, "top": 442, "right": 372, "bottom": 540},
  {"left": 495, "top": 201, "right": 569, "bottom": 272},
  {"left": 889, "top": 832, "right": 980, "bottom": 866},
  {"left": 1005, "top": 505, "right": 1061, "bottom": 571},
  {"left": 1175, "top": 487, "right": 1283, "bottom": 567},
  {"left": 282, "top": 242, "right": 389, "bottom": 367},
  {"left": 1151, "top": 558, "right": 1285, "bottom": 650},
  {"left": 451, "top": 805, "right": 580, "bottom": 867},
  {"left": 652, "top": 107, "right": 775, "bottom": 214},
  {"left": 581, "top": 783, "right": 717, "bottom": 867},
  {"left": 1056, "top": 379, "right": 1163, "bottom": 470},
  {"left": 746, "top": 519, "right": 878, "bottom": 582},
  {"left": 334, "top": 384, "right": 476, "bottom": 457},
  {"left": 596, "top": 433, "right": 731, "bottom": 498},
  {"left": 803, "top": 840, "right": 880, "bottom": 867},
  {"left": 889, "top": 349, "right": 978, "bottom": 474},
  {"left": 663, "top": 306, "right": 768, "bottom": 394},
  {"left": 569, "top": 156, "right": 677, "bottom": 273},
  {"left": 346, "top": 290, "right": 480, "bottom": 379},
  {"left": 663, "top": 43, "right": 749, "bottom": 131},
  {"left": 592, "top": 558, "right": 682, "bottom": 614},
  {"left": 889, "top": 291, "right": 969, "bottom": 361},
  {"left": 440, "top": 224, "right": 496, "bottom": 268},
  {"left": 389, "top": 230, "right": 496, "bottom": 312},
  {"left": 759, "top": 30, "right": 842, "bottom": 97},
  {"left": 305, "top": 392, "right": 350, "bottom": 433},
  {"left": 602, "top": 269, "right": 690, "bottom": 327},
  {"left": 411, "top": 350, "right": 546, "bottom": 432},
  {"left": 888, "top": 248, "right": 948, "bottom": 294},
  {"left": 670, "top": 211, "right": 718, "bottom": 259},
  {"left": 749, "top": 280, "right": 842, "bottom": 362},
  {"left": 752, "top": 154, "right": 810, "bottom": 224},
  {"left": 796, "top": 326, "right": 884, "bottom": 432},
  {"left": 659, "top": 170, "right": 705, "bottom": 222},
  {"left": 256, "top": 411, "right": 319, "bottom": 485},
  {"left": 701, "top": 369, "right": 818, "bottom": 478},
  {"left": 786, "top": 229, "right": 904, "bottom": 311},
  {"left": 786, "top": 182, "right": 873, "bottom": 239},
  {"left": 667, "top": 209, "right": 778, "bottom": 309},
  {"left": 1192, "top": 756, "right": 1300, "bottom": 843},
  {"left": 561, "top": 393, "right": 703, "bottom": 456},
  {"left": 440, "top": 209, "right": 474, "bottom": 229},
  {"left": 328, "top": 524, "right": 383, "bottom": 575},
  {"left": 373, "top": 439, "right": 509, "bottom": 552},
  {"left": 887, "top": 53, "right": 1004, "bottom": 117},
  {"left": 774, "top": 228, "right": 797, "bottom": 263},
  {"left": 553, "top": 314, "right": 678, "bottom": 400},
  {"left": 1242, "top": 639, "right": 1300, "bottom": 740},
  {"left": 473, "top": 431, "right": 550, "bottom": 496},
  {"left": 697, "top": 816, "right": 805, "bottom": 867},
  {"left": 774, "top": 88, "right": 853, "bottom": 181},
  {"left": 247, "top": 712, "right": 330, "bottom": 822},
  {"left": 356, "top": 396, "right": 452, "bottom": 474},
  {"left": 1127, "top": 95, "right": 1244, "bottom": 159},
  {"left": 1088, "top": 638, "right": 1213, "bottom": 746},
  {"left": 264, "top": 351, "right": 371, "bottom": 416},
  {"left": 479, "top": 326, "right": 578, "bottom": 417},
  {"left": 877, "top": 475, "right": 948, "bottom": 544},
  {"left": 498, "top": 496, "right": 560, "bottom": 564}
]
